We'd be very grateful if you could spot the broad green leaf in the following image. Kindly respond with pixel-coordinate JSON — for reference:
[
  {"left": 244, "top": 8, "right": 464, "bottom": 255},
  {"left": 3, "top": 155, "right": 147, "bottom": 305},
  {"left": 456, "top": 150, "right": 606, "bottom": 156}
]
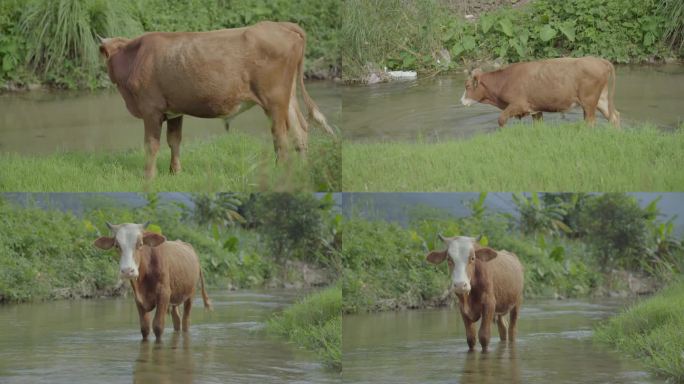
[
  {"left": 147, "top": 224, "right": 162, "bottom": 234},
  {"left": 549, "top": 246, "right": 565, "bottom": 262},
  {"left": 480, "top": 14, "right": 495, "bottom": 34},
  {"left": 462, "top": 35, "right": 476, "bottom": 51},
  {"left": 499, "top": 18, "right": 514, "bottom": 37},
  {"left": 539, "top": 24, "right": 557, "bottom": 42},
  {"left": 479, "top": 235, "right": 489, "bottom": 246},
  {"left": 557, "top": 22, "right": 576, "bottom": 42}
]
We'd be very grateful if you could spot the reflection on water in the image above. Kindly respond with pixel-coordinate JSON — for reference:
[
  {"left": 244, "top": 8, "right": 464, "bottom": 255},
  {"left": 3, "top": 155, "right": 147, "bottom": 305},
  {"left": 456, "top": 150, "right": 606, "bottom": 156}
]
[
  {"left": 0, "top": 81, "right": 340, "bottom": 155},
  {"left": 342, "top": 299, "right": 662, "bottom": 384},
  {"left": 342, "top": 64, "right": 684, "bottom": 142},
  {"left": 0, "top": 290, "right": 337, "bottom": 384}
]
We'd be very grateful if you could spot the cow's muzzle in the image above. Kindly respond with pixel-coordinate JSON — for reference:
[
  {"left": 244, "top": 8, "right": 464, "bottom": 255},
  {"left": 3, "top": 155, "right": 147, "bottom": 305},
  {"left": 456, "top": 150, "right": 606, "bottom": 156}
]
[
  {"left": 119, "top": 268, "right": 138, "bottom": 279},
  {"left": 451, "top": 281, "right": 471, "bottom": 295}
]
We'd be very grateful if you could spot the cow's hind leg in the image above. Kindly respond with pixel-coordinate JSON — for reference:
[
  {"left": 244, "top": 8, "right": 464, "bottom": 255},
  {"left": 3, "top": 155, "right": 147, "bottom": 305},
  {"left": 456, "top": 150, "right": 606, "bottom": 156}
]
[
  {"left": 580, "top": 95, "right": 600, "bottom": 127},
  {"left": 496, "top": 314, "right": 509, "bottom": 342},
  {"left": 268, "top": 106, "right": 290, "bottom": 163},
  {"left": 167, "top": 116, "right": 183, "bottom": 174},
  {"left": 288, "top": 98, "right": 308, "bottom": 156},
  {"left": 509, "top": 303, "right": 520, "bottom": 342},
  {"left": 181, "top": 297, "right": 193, "bottom": 332},
  {"left": 596, "top": 88, "right": 620, "bottom": 128},
  {"left": 171, "top": 305, "right": 181, "bottom": 332},
  {"left": 143, "top": 115, "right": 163, "bottom": 179},
  {"left": 532, "top": 112, "right": 543, "bottom": 123}
]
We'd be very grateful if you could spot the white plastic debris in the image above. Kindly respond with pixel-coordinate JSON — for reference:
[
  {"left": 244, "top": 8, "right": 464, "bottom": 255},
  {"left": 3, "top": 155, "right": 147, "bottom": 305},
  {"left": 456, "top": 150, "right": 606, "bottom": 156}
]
[{"left": 386, "top": 70, "right": 417, "bottom": 80}]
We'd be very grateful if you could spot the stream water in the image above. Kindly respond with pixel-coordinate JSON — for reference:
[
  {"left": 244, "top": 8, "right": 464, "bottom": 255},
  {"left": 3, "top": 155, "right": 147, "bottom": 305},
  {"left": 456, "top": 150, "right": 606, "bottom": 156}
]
[
  {"left": 342, "top": 298, "right": 662, "bottom": 383},
  {"left": 342, "top": 64, "right": 684, "bottom": 142},
  {"left": 0, "top": 81, "right": 340, "bottom": 155},
  {"left": 0, "top": 290, "right": 338, "bottom": 383}
]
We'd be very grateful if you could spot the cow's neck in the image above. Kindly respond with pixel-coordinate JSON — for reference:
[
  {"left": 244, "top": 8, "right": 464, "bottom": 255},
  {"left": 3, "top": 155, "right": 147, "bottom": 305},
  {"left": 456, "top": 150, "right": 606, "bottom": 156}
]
[{"left": 481, "top": 71, "right": 508, "bottom": 109}]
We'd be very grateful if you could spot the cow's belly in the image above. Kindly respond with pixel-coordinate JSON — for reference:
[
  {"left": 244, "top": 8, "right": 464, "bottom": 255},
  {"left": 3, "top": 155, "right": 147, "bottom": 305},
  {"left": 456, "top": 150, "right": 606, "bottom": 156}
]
[{"left": 165, "top": 100, "right": 256, "bottom": 120}]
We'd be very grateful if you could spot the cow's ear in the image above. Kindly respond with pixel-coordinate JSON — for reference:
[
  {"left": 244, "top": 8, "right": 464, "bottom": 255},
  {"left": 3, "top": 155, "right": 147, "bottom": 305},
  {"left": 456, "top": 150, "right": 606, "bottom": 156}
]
[
  {"left": 94, "top": 237, "right": 115, "bottom": 250},
  {"left": 475, "top": 247, "right": 497, "bottom": 262},
  {"left": 472, "top": 68, "right": 483, "bottom": 87},
  {"left": 426, "top": 250, "right": 447, "bottom": 264},
  {"left": 142, "top": 232, "right": 166, "bottom": 247},
  {"left": 99, "top": 38, "right": 129, "bottom": 59}
]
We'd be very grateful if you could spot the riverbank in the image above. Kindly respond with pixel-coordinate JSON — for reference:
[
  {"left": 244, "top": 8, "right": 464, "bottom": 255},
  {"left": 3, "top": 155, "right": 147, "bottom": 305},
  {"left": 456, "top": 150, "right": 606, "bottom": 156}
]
[
  {"left": 267, "top": 285, "right": 342, "bottom": 371},
  {"left": 595, "top": 279, "right": 684, "bottom": 383},
  {"left": 342, "top": 122, "right": 684, "bottom": 191},
  {"left": 342, "top": 0, "right": 682, "bottom": 83},
  {"left": 0, "top": 133, "right": 340, "bottom": 192},
  {"left": 0, "top": 0, "right": 340, "bottom": 90}
]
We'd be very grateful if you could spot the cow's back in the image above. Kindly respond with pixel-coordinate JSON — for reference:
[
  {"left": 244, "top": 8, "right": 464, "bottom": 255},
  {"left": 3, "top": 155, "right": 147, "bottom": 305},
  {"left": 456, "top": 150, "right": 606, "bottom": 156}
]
[
  {"left": 157, "top": 241, "right": 201, "bottom": 305},
  {"left": 487, "top": 251, "right": 524, "bottom": 312}
]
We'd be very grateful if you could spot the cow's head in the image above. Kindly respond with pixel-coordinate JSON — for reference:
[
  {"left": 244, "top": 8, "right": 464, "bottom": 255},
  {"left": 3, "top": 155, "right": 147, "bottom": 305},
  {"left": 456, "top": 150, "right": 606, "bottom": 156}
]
[
  {"left": 93, "top": 222, "right": 166, "bottom": 279},
  {"left": 425, "top": 234, "right": 497, "bottom": 294},
  {"left": 98, "top": 37, "right": 131, "bottom": 60},
  {"left": 461, "top": 68, "right": 484, "bottom": 107}
]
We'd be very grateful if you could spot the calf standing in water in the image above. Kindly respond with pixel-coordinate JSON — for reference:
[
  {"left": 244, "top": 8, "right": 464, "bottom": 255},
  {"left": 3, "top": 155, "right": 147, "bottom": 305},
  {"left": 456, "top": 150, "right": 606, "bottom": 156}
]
[
  {"left": 94, "top": 222, "right": 212, "bottom": 341},
  {"left": 426, "top": 234, "right": 524, "bottom": 351}
]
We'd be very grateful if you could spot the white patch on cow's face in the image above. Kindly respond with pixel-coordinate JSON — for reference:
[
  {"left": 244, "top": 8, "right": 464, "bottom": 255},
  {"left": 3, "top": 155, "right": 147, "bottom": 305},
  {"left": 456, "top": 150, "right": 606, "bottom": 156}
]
[
  {"left": 461, "top": 90, "right": 477, "bottom": 107},
  {"left": 446, "top": 236, "right": 476, "bottom": 294},
  {"left": 113, "top": 224, "right": 144, "bottom": 279}
]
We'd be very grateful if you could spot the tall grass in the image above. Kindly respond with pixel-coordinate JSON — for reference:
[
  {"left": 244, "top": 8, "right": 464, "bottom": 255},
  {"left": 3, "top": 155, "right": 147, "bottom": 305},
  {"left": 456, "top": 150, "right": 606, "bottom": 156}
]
[
  {"left": 20, "top": 0, "right": 142, "bottom": 79},
  {"left": 0, "top": 133, "right": 340, "bottom": 192},
  {"left": 595, "top": 279, "right": 684, "bottom": 382},
  {"left": 658, "top": 0, "right": 684, "bottom": 53},
  {"left": 342, "top": 123, "right": 684, "bottom": 191},
  {"left": 266, "top": 285, "right": 341, "bottom": 370}
]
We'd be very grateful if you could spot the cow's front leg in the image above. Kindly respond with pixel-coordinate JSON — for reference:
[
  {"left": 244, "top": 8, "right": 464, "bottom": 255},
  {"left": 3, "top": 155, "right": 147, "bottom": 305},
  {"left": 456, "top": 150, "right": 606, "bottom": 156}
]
[
  {"left": 167, "top": 116, "right": 183, "bottom": 174},
  {"left": 461, "top": 312, "right": 477, "bottom": 351},
  {"left": 478, "top": 302, "right": 495, "bottom": 351},
  {"left": 497, "top": 105, "right": 525, "bottom": 127},
  {"left": 143, "top": 115, "right": 163, "bottom": 179},
  {"left": 153, "top": 295, "right": 170, "bottom": 341},
  {"left": 136, "top": 303, "right": 151, "bottom": 341}
]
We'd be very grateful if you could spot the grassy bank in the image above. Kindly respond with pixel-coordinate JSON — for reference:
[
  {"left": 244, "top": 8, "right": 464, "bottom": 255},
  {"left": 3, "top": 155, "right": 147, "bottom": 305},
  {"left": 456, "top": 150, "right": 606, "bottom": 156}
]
[
  {"left": 1, "top": 0, "right": 339, "bottom": 89},
  {"left": 266, "top": 285, "right": 341, "bottom": 371},
  {"left": 0, "top": 193, "right": 339, "bottom": 302},
  {"left": 0, "top": 133, "right": 340, "bottom": 192},
  {"left": 342, "top": 0, "right": 682, "bottom": 81},
  {"left": 595, "top": 280, "right": 684, "bottom": 382},
  {"left": 342, "top": 123, "right": 684, "bottom": 191}
]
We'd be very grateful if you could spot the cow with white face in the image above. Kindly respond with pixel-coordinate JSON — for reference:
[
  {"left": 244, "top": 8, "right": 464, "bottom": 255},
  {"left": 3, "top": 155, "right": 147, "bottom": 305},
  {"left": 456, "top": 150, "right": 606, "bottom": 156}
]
[
  {"left": 94, "top": 222, "right": 212, "bottom": 341},
  {"left": 426, "top": 234, "right": 524, "bottom": 351}
]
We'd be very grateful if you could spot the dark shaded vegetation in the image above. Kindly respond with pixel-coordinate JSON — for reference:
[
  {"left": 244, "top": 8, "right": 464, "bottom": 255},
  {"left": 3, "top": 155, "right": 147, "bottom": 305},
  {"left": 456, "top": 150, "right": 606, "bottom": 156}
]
[
  {"left": 341, "top": 193, "right": 684, "bottom": 314},
  {"left": 1, "top": 0, "right": 339, "bottom": 89},
  {"left": 342, "top": 0, "right": 683, "bottom": 81}
]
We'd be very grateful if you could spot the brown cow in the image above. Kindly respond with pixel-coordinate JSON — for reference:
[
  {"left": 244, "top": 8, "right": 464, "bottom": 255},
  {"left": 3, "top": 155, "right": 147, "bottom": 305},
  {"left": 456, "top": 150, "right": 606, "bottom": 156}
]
[
  {"left": 99, "top": 21, "right": 334, "bottom": 178},
  {"left": 94, "top": 222, "right": 212, "bottom": 341},
  {"left": 426, "top": 234, "right": 524, "bottom": 351},
  {"left": 461, "top": 56, "right": 620, "bottom": 128}
]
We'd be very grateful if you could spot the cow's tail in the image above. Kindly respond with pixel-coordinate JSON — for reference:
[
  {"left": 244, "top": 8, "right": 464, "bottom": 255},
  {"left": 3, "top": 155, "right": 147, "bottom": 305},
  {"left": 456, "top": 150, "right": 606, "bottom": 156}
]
[
  {"left": 290, "top": 25, "right": 335, "bottom": 136},
  {"left": 607, "top": 60, "right": 620, "bottom": 128},
  {"left": 199, "top": 268, "right": 213, "bottom": 311}
]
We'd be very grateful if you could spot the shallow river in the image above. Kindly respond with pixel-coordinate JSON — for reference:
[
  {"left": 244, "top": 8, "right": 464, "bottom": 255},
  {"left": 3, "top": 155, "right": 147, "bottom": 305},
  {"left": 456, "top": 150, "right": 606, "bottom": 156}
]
[
  {"left": 0, "top": 290, "right": 337, "bottom": 383},
  {"left": 0, "top": 81, "right": 340, "bottom": 155},
  {"left": 342, "top": 298, "right": 663, "bottom": 383},
  {"left": 342, "top": 64, "right": 684, "bottom": 142}
]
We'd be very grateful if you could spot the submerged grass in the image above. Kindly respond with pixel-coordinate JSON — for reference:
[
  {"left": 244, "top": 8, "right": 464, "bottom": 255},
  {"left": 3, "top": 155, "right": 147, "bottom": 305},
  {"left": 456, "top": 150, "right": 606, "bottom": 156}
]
[
  {"left": 342, "top": 122, "right": 684, "bottom": 191},
  {"left": 595, "top": 279, "right": 684, "bottom": 382},
  {"left": 266, "top": 285, "right": 341, "bottom": 371},
  {"left": 0, "top": 132, "right": 340, "bottom": 192}
]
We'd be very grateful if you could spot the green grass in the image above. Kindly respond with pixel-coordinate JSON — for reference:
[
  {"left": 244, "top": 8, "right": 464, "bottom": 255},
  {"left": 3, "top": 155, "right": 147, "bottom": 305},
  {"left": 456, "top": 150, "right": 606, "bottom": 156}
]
[
  {"left": 266, "top": 285, "right": 341, "bottom": 371},
  {"left": 0, "top": 133, "right": 340, "bottom": 192},
  {"left": 595, "top": 279, "right": 684, "bottom": 382},
  {"left": 342, "top": 123, "right": 684, "bottom": 191}
]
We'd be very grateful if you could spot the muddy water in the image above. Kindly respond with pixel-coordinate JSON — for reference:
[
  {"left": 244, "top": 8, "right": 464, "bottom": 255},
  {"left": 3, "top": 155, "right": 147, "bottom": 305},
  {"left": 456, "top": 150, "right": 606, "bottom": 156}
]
[
  {"left": 0, "top": 290, "right": 337, "bottom": 383},
  {"left": 0, "top": 81, "right": 340, "bottom": 155},
  {"left": 342, "top": 299, "right": 662, "bottom": 383},
  {"left": 342, "top": 64, "right": 684, "bottom": 142}
]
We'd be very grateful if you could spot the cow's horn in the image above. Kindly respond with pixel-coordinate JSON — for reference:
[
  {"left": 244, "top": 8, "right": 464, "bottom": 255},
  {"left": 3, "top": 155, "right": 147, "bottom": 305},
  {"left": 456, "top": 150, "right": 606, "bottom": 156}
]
[
  {"left": 105, "top": 222, "right": 114, "bottom": 230},
  {"left": 141, "top": 221, "right": 151, "bottom": 229},
  {"left": 95, "top": 33, "right": 105, "bottom": 43},
  {"left": 438, "top": 233, "right": 447, "bottom": 242},
  {"left": 476, "top": 234, "right": 483, "bottom": 242}
]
